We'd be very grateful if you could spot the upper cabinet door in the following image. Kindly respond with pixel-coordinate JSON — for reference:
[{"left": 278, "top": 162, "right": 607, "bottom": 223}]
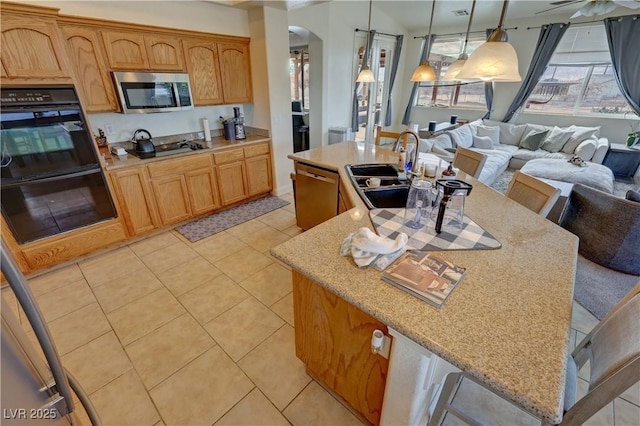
[
  {"left": 182, "top": 38, "right": 224, "bottom": 105},
  {"left": 61, "top": 26, "right": 118, "bottom": 112},
  {"left": 1, "top": 15, "right": 70, "bottom": 79},
  {"left": 217, "top": 42, "right": 253, "bottom": 104},
  {"left": 145, "top": 35, "right": 185, "bottom": 71},
  {"left": 101, "top": 30, "right": 149, "bottom": 70}
]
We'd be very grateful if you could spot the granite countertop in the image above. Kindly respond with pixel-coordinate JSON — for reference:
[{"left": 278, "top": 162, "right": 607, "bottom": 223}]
[
  {"left": 273, "top": 141, "right": 578, "bottom": 424},
  {"left": 105, "top": 135, "right": 271, "bottom": 171}
]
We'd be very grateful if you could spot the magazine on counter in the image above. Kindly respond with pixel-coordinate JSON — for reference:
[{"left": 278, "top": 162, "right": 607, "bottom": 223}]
[{"left": 381, "top": 251, "right": 466, "bottom": 308}]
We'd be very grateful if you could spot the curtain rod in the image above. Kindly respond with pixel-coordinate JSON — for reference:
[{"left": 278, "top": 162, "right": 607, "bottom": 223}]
[
  {"left": 526, "top": 14, "right": 638, "bottom": 30},
  {"left": 413, "top": 27, "right": 517, "bottom": 39},
  {"left": 355, "top": 28, "right": 400, "bottom": 38}
]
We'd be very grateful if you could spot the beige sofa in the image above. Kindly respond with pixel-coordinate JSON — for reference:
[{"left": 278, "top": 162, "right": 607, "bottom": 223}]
[{"left": 419, "top": 119, "right": 609, "bottom": 186}]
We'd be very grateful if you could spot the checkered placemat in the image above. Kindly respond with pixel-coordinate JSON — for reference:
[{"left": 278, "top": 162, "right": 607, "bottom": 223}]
[{"left": 369, "top": 208, "right": 501, "bottom": 251}]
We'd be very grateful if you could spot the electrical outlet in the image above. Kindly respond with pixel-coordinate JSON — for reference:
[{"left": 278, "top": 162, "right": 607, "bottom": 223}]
[
  {"left": 104, "top": 123, "right": 115, "bottom": 136},
  {"left": 197, "top": 132, "right": 204, "bottom": 139}
]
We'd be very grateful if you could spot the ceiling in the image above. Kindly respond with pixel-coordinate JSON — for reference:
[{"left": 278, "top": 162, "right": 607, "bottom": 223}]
[{"left": 204, "top": 1, "right": 637, "bottom": 31}]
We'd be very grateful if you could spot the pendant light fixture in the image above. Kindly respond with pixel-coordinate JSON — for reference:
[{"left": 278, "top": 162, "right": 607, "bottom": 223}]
[
  {"left": 443, "top": 0, "right": 477, "bottom": 81},
  {"left": 356, "top": 0, "right": 375, "bottom": 83},
  {"left": 456, "top": 0, "right": 521, "bottom": 82},
  {"left": 410, "top": 0, "right": 437, "bottom": 82}
]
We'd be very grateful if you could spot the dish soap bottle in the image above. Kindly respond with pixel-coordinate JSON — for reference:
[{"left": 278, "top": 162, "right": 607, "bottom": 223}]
[{"left": 398, "top": 147, "right": 406, "bottom": 171}]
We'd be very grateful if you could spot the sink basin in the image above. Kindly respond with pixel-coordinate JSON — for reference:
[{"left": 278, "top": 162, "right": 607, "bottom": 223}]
[
  {"left": 354, "top": 177, "right": 404, "bottom": 188},
  {"left": 347, "top": 164, "right": 400, "bottom": 177},
  {"left": 362, "top": 186, "right": 409, "bottom": 209}
]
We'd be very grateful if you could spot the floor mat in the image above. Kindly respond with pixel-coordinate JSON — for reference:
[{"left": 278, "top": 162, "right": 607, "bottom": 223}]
[{"left": 175, "top": 196, "right": 290, "bottom": 242}]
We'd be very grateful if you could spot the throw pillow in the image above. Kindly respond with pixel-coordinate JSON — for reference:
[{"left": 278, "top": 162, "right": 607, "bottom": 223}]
[
  {"left": 476, "top": 125, "right": 500, "bottom": 145},
  {"left": 431, "top": 133, "right": 453, "bottom": 150},
  {"left": 519, "top": 130, "right": 549, "bottom": 151},
  {"left": 483, "top": 119, "right": 527, "bottom": 146},
  {"left": 626, "top": 190, "right": 640, "bottom": 203},
  {"left": 562, "top": 125, "right": 601, "bottom": 154},
  {"left": 574, "top": 138, "right": 597, "bottom": 161},
  {"left": 447, "top": 125, "right": 474, "bottom": 148},
  {"left": 541, "top": 126, "right": 574, "bottom": 153},
  {"left": 419, "top": 138, "right": 434, "bottom": 153},
  {"left": 472, "top": 135, "right": 494, "bottom": 149}
]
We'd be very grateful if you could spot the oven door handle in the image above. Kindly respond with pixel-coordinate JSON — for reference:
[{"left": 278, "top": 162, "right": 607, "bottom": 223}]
[{"left": 0, "top": 167, "right": 100, "bottom": 189}]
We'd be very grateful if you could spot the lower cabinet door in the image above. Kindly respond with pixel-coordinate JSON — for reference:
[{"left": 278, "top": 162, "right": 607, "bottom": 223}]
[
  {"left": 217, "top": 161, "right": 248, "bottom": 205},
  {"left": 110, "top": 168, "right": 158, "bottom": 235},
  {"left": 151, "top": 174, "right": 192, "bottom": 224},
  {"left": 186, "top": 167, "right": 221, "bottom": 215},
  {"left": 293, "top": 271, "right": 389, "bottom": 425},
  {"left": 245, "top": 154, "right": 272, "bottom": 196}
]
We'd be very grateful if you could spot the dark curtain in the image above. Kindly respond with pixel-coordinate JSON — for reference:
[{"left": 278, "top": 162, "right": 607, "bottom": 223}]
[
  {"left": 351, "top": 29, "right": 377, "bottom": 132},
  {"left": 402, "top": 34, "right": 435, "bottom": 125},
  {"left": 605, "top": 15, "right": 640, "bottom": 116},
  {"left": 384, "top": 35, "right": 404, "bottom": 126},
  {"left": 502, "top": 22, "right": 570, "bottom": 122},
  {"left": 482, "top": 28, "right": 494, "bottom": 120}
]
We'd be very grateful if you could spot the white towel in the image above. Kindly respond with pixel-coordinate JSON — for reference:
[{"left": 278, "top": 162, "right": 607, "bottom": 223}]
[{"left": 340, "top": 227, "right": 408, "bottom": 270}]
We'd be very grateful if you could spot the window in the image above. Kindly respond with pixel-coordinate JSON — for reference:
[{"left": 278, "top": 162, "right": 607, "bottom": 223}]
[
  {"left": 524, "top": 24, "right": 636, "bottom": 117},
  {"left": 290, "top": 48, "right": 309, "bottom": 109},
  {"left": 416, "top": 36, "right": 486, "bottom": 109}
]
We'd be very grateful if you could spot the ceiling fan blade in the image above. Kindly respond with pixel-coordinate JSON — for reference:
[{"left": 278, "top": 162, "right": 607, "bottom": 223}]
[
  {"left": 549, "top": 0, "right": 579, "bottom": 5},
  {"left": 535, "top": 0, "right": 585, "bottom": 15}
]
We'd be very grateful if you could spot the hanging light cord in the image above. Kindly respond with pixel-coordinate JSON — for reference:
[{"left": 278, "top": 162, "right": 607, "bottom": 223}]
[
  {"left": 488, "top": 0, "right": 510, "bottom": 42},
  {"left": 364, "top": 0, "right": 372, "bottom": 65},
  {"left": 426, "top": 0, "right": 436, "bottom": 42},
  {"left": 461, "top": 0, "right": 477, "bottom": 57}
]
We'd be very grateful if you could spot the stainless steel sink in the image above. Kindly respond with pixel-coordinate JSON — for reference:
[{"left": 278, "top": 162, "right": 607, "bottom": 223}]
[
  {"left": 362, "top": 186, "right": 410, "bottom": 209},
  {"left": 345, "top": 163, "right": 410, "bottom": 209}
]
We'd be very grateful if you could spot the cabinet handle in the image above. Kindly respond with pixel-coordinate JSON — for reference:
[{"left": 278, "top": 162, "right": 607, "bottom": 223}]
[{"left": 297, "top": 169, "right": 336, "bottom": 184}]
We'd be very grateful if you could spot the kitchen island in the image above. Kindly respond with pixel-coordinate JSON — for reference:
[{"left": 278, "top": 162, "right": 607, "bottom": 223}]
[{"left": 271, "top": 141, "right": 578, "bottom": 425}]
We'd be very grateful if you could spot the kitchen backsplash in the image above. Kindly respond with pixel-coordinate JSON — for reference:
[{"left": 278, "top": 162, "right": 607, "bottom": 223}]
[{"left": 88, "top": 105, "right": 249, "bottom": 144}]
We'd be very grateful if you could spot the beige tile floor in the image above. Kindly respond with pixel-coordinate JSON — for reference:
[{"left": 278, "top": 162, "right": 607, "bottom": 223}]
[{"left": 2, "top": 191, "right": 639, "bottom": 426}]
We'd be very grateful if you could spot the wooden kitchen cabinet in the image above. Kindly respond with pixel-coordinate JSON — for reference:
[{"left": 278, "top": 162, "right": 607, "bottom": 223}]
[
  {"left": 61, "top": 25, "right": 119, "bottom": 112},
  {"left": 217, "top": 162, "right": 248, "bottom": 205},
  {"left": 144, "top": 35, "right": 185, "bottom": 71},
  {"left": 182, "top": 38, "right": 224, "bottom": 105},
  {"left": 1, "top": 15, "right": 71, "bottom": 79},
  {"left": 150, "top": 175, "right": 192, "bottom": 225},
  {"left": 186, "top": 167, "right": 221, "bottom": 215},
  {"left": 217, "top": 41, "right": 253, "bottom": 104},
  {"left": 293, "top": 271, "right": 389, "bottom": 425},
  {"left": 101, "top": 30, "right": 149, "bottom": 70},
  {"left": 147, "top": 155, "right": 220, "bottom": 221},
  {"left": 109, "top": 167, "right": 159, "bottom": 236},
  {"left": 244, "top": 142, "right": 272, "bottom": 196}
]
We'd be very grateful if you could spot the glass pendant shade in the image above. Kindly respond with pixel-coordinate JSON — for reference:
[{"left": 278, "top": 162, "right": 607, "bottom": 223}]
[
  {"left": 356, "top": 66, "right": 375, "bottom": 83},
  {"left": 442, "top": 57, "right": 467, "bottom": 81},
  {"left": 410, "top": 62, "right": 436, "bottom": 82},
  {"left": 456, "top": 40, "right": 521, "bottom": 82}
]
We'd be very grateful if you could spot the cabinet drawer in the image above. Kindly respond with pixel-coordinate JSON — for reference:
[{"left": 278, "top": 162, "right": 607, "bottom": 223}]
[
  {"left": 213, "top": 148, "right": 244, "bottom": 164},
  {"left": 147, "top": 155, "right": 211, "bottom": 178},
  {"left": 244, "top": 143, "right": 270, "bottom": 158}
]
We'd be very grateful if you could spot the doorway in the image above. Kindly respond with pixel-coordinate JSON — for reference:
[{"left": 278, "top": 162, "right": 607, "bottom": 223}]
[{"left": 354, "top": 34, "right": 397, "bottom": 143}]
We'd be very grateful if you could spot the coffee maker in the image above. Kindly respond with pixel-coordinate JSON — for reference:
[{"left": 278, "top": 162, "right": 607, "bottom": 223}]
[{"left": 233, "top": 107, "right": 246, "bottom": 140}]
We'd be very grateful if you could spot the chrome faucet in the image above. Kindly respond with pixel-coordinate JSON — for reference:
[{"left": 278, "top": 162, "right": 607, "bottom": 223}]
[{"left": 393, "top": 130, "right": 421, "bottom": 174}]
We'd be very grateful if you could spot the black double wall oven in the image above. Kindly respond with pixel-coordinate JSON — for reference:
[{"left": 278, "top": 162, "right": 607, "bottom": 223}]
[{"left": 1, "top": 86, "right": 117, "bottom": 244}]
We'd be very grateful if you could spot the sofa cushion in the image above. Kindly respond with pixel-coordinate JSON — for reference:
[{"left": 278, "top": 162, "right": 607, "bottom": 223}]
[
  {"left": 519, "top": 129, "right": 549, "bottom": 151},
  {"left": 447, "top": 125, "right": 474, "bottom": 148},
  {"left": 476, "top": 125, "right": 501, "bottom": 145},
  {"left": 511, "top": 148, "right": 570, "bottom": 161},
  {"left": 419, "top": 138, "right": 434, "bottom": 153},
  {"left": 574, "top": 138, "right": 598, "bottom": 161},
  {"left": 483, "top": 119, "right": 527, "bottom": 146},
  {"left": 472, "top": 135, "right": 494, "bottom": 149},
  {"left": 493, "top": 144, "right": 519, "bottom": 155},
  {"left": 469, "top": 147, "right": 512, "bottom": 185},
  {"left": 541, "top": 126, "right": 574, "bottom": 153},
  {"left": 562, "top": 125, "right": 601, "bottom": 154},
  {"left": 431, "top": 133, "right": 453, "bottom": 150}
]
